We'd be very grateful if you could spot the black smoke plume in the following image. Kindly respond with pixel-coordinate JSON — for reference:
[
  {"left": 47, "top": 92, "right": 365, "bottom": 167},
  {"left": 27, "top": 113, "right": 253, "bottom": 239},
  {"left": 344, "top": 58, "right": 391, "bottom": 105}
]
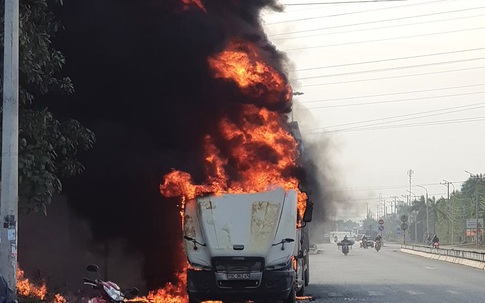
[{"left": 41, "top": 0, "right": 297, "bottom": 290}]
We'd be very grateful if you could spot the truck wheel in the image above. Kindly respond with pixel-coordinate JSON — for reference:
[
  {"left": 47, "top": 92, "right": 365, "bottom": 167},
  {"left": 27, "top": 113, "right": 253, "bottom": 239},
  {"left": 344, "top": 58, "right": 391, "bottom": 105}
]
[
  {"left": 304, "top": 253, "right": 310, "bottom": 286},
  {"left": 296, "top": 282, "right": 305, "bottom": 296}
]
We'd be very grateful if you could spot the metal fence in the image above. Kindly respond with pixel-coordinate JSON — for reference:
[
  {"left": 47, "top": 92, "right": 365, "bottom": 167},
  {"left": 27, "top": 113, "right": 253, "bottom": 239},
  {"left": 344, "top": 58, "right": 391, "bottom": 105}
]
[{"left": 402, "top": 244, "right": 485, "bottom": 263}]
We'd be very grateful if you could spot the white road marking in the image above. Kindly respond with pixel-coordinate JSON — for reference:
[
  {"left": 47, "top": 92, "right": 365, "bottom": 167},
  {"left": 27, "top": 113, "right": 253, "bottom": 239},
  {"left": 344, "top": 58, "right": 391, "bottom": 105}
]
[
  {"left": 406, "top": 290, "right": 424, "bottom": 295},
  {"left": 368, "top": 291, "right": 385, "bottom": 296}
]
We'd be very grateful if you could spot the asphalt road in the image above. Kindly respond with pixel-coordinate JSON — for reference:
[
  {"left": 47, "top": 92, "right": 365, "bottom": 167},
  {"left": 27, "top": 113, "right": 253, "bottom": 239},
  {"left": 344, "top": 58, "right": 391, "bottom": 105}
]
[{"left": 302, "top": 243, "right": 485, "bottom": 303}]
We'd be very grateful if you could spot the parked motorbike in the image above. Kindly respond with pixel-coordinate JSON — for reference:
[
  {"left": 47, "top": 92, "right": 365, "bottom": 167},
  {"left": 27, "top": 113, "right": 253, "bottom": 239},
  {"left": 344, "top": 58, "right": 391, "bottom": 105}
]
[
  {"left": 82, "top": 264, "right": 139, "bottom": 303},
  {"left": 374, "top": 240, "right": 381, "bottom": 252}
]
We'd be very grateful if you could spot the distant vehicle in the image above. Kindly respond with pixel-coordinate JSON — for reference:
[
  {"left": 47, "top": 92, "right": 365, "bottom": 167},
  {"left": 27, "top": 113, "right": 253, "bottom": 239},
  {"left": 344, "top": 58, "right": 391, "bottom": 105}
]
[
  {"left": 330, "top": 231, "right": 353, "bottom": 243},
  {"left": 346, "top": 236, "right": 356, "bottom": 245},
  {"left": 337, "top": 238, "right": 353, "bottom": 256},
  {"left": 361, "top": 236, "right": 374, "bottom": 248},
  {"left": 375, "top": 240, "right": 381, "bottom": 252}
]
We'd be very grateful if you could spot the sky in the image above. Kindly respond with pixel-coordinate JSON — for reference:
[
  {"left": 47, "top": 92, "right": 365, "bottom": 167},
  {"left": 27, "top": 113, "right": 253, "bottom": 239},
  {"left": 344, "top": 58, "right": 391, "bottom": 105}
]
[{"left": 262, "top": 0, "right": 485, "bottom": 220}]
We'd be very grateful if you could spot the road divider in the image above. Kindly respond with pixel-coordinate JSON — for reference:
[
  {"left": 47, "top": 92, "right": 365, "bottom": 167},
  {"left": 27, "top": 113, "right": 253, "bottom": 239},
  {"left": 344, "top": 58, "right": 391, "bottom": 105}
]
[{"left": 400, "top": 244, "right": 485, "bottom": 270}]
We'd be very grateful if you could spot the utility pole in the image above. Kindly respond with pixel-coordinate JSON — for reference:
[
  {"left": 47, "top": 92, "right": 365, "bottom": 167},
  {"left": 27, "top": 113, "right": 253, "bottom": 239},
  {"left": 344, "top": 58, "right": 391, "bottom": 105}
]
[
  {"left": 0, "top": 0, "right": 19, "bottom": 293},
  {"left": 441, "top": 180, "right": 451, "bottom": 244},
  {"left": 407, "top": 169, "right": 414, "bottom": 206},
  {"left": 390, "top": 196, "right": 398, "bottom": 214},
  {"left": 442, "top": 180, "right": 455, "bottom": 244}
]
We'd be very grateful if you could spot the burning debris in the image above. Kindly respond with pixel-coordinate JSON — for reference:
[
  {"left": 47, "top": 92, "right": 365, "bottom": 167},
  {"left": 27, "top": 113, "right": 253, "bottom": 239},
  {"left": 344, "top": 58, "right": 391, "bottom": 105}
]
[
  {"left": 17, "top": 267, "right": 47, "bottom": 300},
  {"left": 16, "top": 267, "right": 66, "bottom": 303}
]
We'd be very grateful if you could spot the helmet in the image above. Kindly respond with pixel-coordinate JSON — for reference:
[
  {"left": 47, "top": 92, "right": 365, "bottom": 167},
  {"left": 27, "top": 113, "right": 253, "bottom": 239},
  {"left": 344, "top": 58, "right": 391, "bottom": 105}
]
[{"left": 344, "top": 235, "right": 348, "bottom": 240}]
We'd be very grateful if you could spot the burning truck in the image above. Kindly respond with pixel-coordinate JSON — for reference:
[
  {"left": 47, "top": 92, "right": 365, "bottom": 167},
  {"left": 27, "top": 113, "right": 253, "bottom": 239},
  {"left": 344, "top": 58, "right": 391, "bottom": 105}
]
[{"left": 159, "top": 36, "right": 314, "bottom": 302}]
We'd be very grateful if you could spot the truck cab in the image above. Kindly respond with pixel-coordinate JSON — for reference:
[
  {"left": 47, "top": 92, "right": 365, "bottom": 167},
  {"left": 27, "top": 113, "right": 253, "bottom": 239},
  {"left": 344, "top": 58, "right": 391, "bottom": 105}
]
[{"left": 182, "top": 187, "right": 311, "bottom": 303}]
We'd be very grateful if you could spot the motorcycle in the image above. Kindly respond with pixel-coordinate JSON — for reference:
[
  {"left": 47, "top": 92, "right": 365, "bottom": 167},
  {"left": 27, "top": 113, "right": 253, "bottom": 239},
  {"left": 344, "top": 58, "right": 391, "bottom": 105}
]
[
  {"left": 337, "top": 242, "right": 352, "bottom": 255},
  {"left": 374, "top": 240, "right": 381, "bottom": 252},
  {"left": 82, "top": 264, "right": 139, "bottom": 303}
]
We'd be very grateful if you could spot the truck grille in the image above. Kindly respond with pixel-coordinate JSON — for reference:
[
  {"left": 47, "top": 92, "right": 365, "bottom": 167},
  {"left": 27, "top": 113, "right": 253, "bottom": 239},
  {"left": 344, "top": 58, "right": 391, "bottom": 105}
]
[{"left": 212, "top": 257, "right": 264, "bottom": 272}]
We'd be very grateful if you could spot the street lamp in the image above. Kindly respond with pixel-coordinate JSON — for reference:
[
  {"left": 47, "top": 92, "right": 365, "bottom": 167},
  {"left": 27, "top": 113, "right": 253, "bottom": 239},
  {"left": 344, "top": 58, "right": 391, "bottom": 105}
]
[{"left": 416, "top": 185, "right": 429, "bottom": 241}]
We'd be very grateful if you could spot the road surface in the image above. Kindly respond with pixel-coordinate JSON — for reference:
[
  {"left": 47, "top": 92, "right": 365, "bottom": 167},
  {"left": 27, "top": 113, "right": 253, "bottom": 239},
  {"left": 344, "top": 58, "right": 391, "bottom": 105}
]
[{"left": 303, "top": 243, "right": 485, "bottom": 302}]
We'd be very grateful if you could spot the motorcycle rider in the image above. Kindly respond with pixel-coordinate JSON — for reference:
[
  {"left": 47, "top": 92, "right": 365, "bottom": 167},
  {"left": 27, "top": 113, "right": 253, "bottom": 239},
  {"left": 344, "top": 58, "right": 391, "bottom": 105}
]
[
  {"left": 432, "top": 234, "right": 439, "bottom": 247},
  {"left": 339, "top": 235, "right": 352, "bottom": 246},
  {"left": 361, "top": 234, "right": 368, "bottom": 248},
  {"left": 375, "top": 234, "right": 382, "bottom": 242}
]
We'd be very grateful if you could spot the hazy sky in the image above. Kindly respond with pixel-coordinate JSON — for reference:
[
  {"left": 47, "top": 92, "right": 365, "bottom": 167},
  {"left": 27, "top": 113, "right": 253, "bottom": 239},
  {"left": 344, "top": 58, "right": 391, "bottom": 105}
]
[{"left": 262, "top": 0, "right": 485, "bottom": 220}]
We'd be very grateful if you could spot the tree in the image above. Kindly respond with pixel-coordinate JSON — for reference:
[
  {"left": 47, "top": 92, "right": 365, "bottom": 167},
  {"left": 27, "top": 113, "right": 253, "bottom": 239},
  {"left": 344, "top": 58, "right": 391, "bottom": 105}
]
[{"left": 0, "top": 0, "right": 95, "bottom": 214}]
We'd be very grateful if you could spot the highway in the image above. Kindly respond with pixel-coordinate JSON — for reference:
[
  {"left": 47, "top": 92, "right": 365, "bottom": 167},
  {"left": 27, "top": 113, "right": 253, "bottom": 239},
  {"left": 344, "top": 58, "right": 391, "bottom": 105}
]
[{"left": 303, "top": 243, "right": 485, "bottom": 303}]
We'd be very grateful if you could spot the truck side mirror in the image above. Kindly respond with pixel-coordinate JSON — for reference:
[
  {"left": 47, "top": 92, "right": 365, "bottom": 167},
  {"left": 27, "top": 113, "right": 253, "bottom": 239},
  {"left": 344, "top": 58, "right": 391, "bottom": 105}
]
[{"left": 303, "top": 201, "right": 313, "bottom": 223}]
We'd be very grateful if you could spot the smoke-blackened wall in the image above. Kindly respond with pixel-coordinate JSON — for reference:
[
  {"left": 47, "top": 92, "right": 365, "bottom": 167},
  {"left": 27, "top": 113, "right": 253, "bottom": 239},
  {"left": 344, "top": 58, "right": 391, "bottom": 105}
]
[{"left": 39, "top": 0, "right": 291, "bottom": 290}]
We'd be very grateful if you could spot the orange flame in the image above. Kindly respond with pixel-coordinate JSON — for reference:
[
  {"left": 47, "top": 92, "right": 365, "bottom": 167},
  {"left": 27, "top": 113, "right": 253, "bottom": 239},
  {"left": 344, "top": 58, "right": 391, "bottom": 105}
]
[
  {"left": 181, "top": 0, "right": 207, "bottom": 12},
  {"left": 17, "top": 267, "right": 47, "bottom": 300},
  {"left": 130, "top": 272, "right": 187, "bottom": 303},
  {"left": 208, "top": 40, "right": 291, "bottom": 104},
  {"left": 54, "top": 293, "right": 68, "bottom": 303},
  {"left": 161, "top": 105, "right": 307, "bottom": 217}
]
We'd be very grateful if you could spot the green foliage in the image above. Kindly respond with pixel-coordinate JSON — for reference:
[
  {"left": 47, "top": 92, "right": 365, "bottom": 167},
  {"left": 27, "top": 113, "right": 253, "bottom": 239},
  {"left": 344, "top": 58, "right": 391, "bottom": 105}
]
[{"left": 0, "top": 0, "right": 95, "bottom": 214}]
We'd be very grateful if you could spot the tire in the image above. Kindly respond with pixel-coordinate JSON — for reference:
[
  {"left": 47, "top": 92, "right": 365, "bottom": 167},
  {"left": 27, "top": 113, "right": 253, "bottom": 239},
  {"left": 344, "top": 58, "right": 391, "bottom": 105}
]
[
  {"left": 296, "top": 282, "right": 305, "bottom": 296},
  {"left": 304, "top": 253, "right": 310, "bottom": 286}
]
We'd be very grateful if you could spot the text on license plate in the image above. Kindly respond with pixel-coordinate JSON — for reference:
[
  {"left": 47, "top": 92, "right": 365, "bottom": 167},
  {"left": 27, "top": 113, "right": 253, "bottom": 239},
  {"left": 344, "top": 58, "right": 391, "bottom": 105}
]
[{"left": 227, "top": 273, "right": 250, "bottom": 279}]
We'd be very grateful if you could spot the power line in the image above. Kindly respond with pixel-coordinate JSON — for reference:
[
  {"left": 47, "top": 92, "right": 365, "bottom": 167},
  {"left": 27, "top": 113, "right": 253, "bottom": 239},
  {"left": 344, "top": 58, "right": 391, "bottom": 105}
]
[
  {"left": 284, "top": 26, "right": 485, "bottom": 51},
  {"left": 295, "top": 47, "right": 485, "bottom": 72},
  {"left": 304, "top": 117, "right": 485, "bottom": 134},
  {"left": 272, "top": 12, "right": 485, "bottom": 41},
  {"left": 324, "top": 116, "right": 485, "bottom": 133},
  {"left": 293, "top": 57, "right": 485, "bottom": 81},
  {"left": 266, "top": 0, "right": 446, "bottom": 25},
  {"left": 271, "top": 5, "right": 485, "bottom": 37},
  {"left": 298, "top": 83, "right": 485, "bottom": 104},
  {"left": 298, "top": 65, "right": 485, "bottom": 87},
  {"left": 295, "top": 91, "right": 485, "bottom": 110},
  {"left": 304, "top": 102, "right": 485, "bottom": 131},
  {"left": 311, "top": 117, "right": 485, "bottom": 135}
]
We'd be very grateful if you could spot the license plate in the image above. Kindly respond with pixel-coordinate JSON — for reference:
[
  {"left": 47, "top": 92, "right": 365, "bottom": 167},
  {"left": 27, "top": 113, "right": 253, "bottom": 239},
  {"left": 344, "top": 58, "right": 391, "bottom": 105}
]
[{"left": 227, "top": 273, "right": 250, "bottom": 280}]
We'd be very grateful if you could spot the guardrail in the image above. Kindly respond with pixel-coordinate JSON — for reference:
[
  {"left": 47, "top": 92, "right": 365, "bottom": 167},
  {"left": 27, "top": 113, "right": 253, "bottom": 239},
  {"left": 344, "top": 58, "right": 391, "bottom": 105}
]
[{"left": 401, "top": 244, "right": 485, "bottom": 263}]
